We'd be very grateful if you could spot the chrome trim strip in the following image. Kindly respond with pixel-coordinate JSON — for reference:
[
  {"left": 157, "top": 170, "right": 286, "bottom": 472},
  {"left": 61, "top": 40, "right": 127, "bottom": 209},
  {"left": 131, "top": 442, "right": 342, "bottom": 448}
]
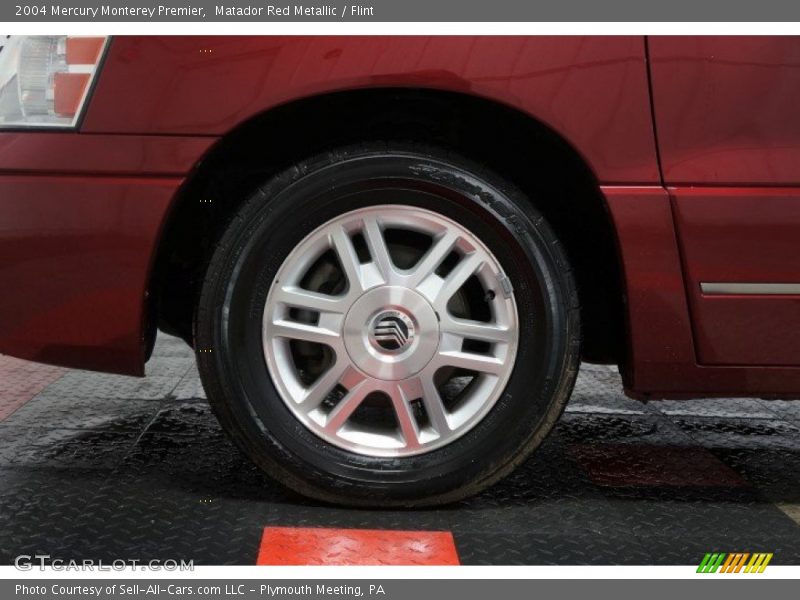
[{"left": 701, "top": 282, "right": 800, "bottom": 295}]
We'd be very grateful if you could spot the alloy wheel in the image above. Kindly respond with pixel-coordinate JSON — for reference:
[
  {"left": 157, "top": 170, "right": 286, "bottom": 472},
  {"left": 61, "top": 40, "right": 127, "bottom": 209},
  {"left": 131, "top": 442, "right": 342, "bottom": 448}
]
[{"left": 262, "top": 205, "right": 519, "bottom": 457}]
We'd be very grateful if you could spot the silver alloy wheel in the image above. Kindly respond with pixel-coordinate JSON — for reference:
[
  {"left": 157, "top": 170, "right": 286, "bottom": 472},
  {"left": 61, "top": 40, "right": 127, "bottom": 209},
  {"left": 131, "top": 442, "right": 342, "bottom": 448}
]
[{"left": 262, "top": 205, "right": 519, "bottom": 457}]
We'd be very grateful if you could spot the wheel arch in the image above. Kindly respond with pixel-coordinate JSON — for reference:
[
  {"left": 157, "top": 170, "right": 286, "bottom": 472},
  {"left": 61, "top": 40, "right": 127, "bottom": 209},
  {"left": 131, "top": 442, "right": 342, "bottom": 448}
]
[{"left": 148, "top": 87, "right": 627, "bottom": 365}]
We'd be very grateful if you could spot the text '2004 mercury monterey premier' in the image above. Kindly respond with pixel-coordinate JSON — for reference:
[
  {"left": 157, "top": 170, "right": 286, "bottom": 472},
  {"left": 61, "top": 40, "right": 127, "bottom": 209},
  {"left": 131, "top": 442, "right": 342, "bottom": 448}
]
[{"left": 1, "top": 36, "right": 799, "bottom": 505}]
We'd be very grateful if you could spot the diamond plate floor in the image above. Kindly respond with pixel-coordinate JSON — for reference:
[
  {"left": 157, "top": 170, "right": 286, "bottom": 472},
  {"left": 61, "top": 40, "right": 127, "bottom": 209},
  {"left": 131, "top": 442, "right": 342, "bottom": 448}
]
[{"left": 1, "top": 334, "right": 800, "bottom": 565}]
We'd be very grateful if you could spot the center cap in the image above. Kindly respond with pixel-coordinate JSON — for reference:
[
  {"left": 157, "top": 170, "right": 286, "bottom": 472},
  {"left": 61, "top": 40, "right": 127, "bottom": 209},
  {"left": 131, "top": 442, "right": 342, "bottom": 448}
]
[{"left": 343, "top": 286, "right": 440, "bottom": 381}]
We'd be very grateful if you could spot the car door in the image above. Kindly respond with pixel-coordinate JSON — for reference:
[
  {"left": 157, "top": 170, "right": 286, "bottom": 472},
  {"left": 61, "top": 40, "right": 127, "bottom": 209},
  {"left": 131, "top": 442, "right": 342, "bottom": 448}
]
[{"left": 649, "top": 36, "right": 800, "bottom": 366}]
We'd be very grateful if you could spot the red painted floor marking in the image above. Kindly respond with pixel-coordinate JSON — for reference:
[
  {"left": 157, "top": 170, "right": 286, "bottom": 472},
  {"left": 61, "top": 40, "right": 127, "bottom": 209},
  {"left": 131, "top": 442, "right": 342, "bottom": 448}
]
[
  {"left": 0, "top": 355, "right": 65, "bottom": 421},
  {"left": 257, "top": 527, "right": 460, "bottom": 565},
  {"left": 570, "top": 444, "right": 749, "bottom": 487}
]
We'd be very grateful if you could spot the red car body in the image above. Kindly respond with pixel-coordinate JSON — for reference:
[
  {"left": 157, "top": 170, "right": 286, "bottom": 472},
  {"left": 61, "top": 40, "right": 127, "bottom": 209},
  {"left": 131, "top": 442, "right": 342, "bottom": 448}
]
[{"left": 1, "top": 35, "right": 799, "bottom": 399}]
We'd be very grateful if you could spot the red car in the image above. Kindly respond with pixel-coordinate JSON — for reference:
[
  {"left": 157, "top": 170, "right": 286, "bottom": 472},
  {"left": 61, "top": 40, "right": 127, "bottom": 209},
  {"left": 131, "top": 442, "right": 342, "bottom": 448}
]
[{"left": 1, "top": 35, "right": 799, "bottom": 506}]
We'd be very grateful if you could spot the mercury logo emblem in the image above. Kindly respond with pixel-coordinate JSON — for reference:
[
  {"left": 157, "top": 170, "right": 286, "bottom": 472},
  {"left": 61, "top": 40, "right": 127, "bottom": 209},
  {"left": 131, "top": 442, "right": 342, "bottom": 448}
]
[{"left": 371, "top": 311, "right": 415, "bottom": 352}]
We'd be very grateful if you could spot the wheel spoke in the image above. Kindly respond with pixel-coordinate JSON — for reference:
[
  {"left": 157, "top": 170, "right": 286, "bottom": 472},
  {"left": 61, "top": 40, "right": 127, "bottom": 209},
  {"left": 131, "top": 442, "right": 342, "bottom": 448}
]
[
  {"left": 419, "top": 374, "right": 451, "bottom": 435},
  {"left": 273, "top": 285, "right": 348, "bottom": 314},
  {"left": 362, "top": 216, "right": 395, "bottom": 282},
  {"left": 435, "top": 252, "right": 484, "bottom": 308},
  {"left": 270, "top": 319, "right": 341, "bottom": 346},
  {"left": 299, "top": 360, "right": 350, "bottom": 412},
  {"left": 440, "top": 317, "right": 512, "bottom": 344},
  {"left": 388, "top": 384, "right": 421, "bottom": 450},
  {"left": 329, "top": 226, "right": 365, "bottom": 294},
  {"left": 434, "top": 349, "right": 504, "bottom": 375},
  {"left": 406, "top": 229, "right": 459, "bottom": 287},
  {"left": 324, "top": 378, "right": 370, "bottom": 433}
]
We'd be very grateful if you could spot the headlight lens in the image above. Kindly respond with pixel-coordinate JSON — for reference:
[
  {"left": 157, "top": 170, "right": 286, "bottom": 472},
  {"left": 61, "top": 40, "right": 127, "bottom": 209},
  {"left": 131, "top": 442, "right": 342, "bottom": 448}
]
[{"left": 0, "top": 35, "right": 108, "bottom": 128}]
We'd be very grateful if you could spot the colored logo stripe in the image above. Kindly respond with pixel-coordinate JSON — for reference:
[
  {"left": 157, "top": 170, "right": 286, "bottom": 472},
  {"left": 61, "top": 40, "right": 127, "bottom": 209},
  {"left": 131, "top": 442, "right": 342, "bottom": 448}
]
[
  {"left": 257, "top": 527, "right": 460, "bottom": 565},
  {"left": 745, "top": 553, "right": 773, "bottom": 573},
  {"left": 697, "top": 552, "right": 773, "bottom": 573},
  {"left": 697, "top": 553, "right": 726, "bottom": 573}
]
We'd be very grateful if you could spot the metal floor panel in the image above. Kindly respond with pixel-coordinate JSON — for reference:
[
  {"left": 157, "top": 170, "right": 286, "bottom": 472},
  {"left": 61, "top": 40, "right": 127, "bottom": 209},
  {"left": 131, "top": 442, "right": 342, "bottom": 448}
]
[{"left": 1, "top": 335, "right": 800, "bottom": 565}]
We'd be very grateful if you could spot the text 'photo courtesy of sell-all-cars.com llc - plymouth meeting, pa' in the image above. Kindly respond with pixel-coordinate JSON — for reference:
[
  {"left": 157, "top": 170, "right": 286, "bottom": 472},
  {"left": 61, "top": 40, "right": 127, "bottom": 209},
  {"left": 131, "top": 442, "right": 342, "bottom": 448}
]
[{"left": 1, "top": 35, "right": 799, "bottom": 507}]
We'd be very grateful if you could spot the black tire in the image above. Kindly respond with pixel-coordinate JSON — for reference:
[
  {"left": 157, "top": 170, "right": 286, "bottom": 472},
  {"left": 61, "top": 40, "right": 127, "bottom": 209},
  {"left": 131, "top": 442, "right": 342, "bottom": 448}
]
[{"left": 195, "top": 143, "right": 580, "bottom": 507}]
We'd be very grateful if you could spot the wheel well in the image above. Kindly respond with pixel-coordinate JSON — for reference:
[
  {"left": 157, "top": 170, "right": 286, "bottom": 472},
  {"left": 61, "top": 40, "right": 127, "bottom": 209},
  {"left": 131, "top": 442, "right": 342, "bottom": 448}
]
[{"left": 151, "top": 88, "right": 626, "bottom": 364}]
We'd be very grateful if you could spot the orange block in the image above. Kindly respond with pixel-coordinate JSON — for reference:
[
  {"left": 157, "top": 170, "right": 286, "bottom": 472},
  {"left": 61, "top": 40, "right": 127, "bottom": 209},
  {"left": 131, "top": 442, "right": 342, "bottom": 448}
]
[
  {"left": 257, "top": 526, "right": 460, "bottom": 566},
  {"left": 66, "top": 37, "right": 105, "bottom": 65},
  {"left": 54, "top": 72, "right": 90, "bottom": 117}
]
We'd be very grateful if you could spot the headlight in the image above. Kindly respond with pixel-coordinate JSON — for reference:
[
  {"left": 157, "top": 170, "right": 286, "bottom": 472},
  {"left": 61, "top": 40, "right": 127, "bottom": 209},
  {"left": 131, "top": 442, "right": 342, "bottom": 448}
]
[{"left": 0, "top": 35, "right": 108, "bottom": 129}]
